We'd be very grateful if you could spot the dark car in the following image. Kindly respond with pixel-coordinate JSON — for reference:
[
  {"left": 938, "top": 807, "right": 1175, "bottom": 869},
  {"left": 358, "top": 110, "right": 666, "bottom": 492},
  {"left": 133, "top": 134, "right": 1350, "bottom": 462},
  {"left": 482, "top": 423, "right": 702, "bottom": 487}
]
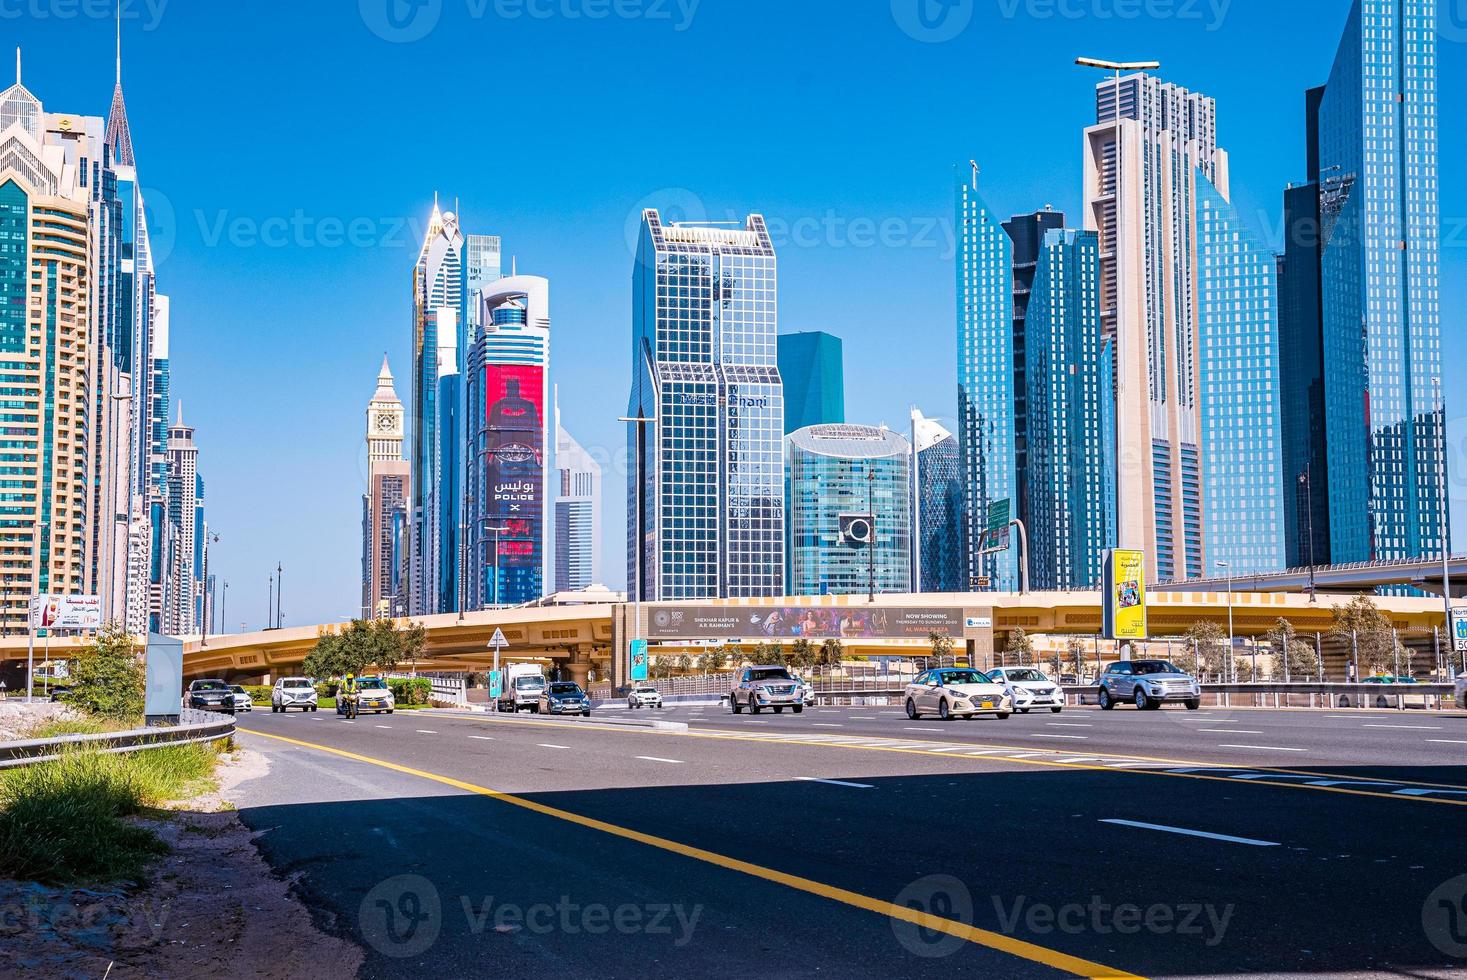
[
  {"left": 188, "top": 678, "right": 236, "bottom": 715},
  {"left": 539, "top": 681, "right": 592, "bottom": 717}
]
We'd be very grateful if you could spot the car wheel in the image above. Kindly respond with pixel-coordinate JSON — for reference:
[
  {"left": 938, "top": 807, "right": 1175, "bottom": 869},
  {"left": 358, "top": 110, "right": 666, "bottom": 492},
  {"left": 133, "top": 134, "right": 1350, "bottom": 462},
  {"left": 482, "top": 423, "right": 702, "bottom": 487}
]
[
  {"left": 938, "top": 699, "right": 951, "bottom": 721},
  {"left": 1338, "top": 694, "right": 1351, "bottom": 708},
  {"left": 1051, "top": 707, "right": 1063, "bottom": 714},
  {"left": 963, "top": 714, "right": 974, "bottom": 720},
  {"left": 311, "top": 705, "right": 317, "bottom": 712},
  {"left": 582, "top": 710, "right": 591, "bottom": 717},
  {"left": 774, "top": 706, "right": 784, "bottom": 714},
  {"left": 792, "top": 705, "right": 803, "bottom": 714},
  {"left": 905, "top": 698, "right": 921, "bottom": 720},
  {"left": 1375, "top": 695, "right": 1388, "bottom": 709},
  {"left": 387, "top": 708, "right": 394, "bottom": 714},
  {"left": 1099, "top": 688, "right": 1114, "bottom": 710},
  {"left": 1185, "top": 699, "right": 1200, "bottom": 711},
  {"left": 750, "top": 701, "right": 762, "bottom": 715},
  {"left": 1018, "top": 708, "right": 1031, "bottom": 715},
  {"left": 1134, "top": 688, "right": 1149, "bottom": 711},
  {"left": 997, "top": 712, "right": 1011, "bottom": 720},
  {"left": 730, "top": 697, "right": 742, "bottom": 714}
]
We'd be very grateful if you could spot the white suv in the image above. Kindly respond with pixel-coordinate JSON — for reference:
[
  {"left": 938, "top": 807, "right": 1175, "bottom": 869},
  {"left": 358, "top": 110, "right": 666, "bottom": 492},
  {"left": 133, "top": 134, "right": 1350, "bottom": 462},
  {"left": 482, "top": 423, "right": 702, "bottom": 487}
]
[
  {"left": 1455, "top": 668, "right": 1466, "bottom": 711},
  {"left": 627, "top": 685, "right": 663, "bottom": 709},
  {"left": 272, "top": 677, "right": 318, "bottom": 712}
]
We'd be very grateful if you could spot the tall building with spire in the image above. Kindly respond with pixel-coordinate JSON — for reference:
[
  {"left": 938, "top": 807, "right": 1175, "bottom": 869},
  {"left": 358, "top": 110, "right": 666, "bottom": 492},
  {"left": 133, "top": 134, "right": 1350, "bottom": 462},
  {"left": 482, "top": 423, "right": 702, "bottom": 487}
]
[{"left": 363, "top": 358, "right": 410, "bottom": 618}]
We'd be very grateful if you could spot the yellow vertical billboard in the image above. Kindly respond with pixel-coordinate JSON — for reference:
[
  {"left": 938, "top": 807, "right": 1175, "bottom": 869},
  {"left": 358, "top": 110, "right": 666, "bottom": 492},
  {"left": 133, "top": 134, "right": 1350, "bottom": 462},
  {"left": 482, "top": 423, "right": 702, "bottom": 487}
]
[{"left": 1103, "top": 549, "right": 1148, "bottom": 640}]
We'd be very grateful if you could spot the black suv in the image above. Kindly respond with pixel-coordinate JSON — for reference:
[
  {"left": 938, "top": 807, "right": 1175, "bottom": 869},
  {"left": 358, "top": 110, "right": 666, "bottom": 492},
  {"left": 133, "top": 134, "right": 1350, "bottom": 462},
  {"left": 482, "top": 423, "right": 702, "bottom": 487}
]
[{"left": 188, "top": 678, "right": 236, "bottom": 715}]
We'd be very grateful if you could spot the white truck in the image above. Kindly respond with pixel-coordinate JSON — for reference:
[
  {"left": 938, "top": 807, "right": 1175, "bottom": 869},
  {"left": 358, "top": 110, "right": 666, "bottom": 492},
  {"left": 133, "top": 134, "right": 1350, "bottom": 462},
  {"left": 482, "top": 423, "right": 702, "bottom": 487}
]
[{"left": 499, "top": 663, "right": 547, "bottom": 713}]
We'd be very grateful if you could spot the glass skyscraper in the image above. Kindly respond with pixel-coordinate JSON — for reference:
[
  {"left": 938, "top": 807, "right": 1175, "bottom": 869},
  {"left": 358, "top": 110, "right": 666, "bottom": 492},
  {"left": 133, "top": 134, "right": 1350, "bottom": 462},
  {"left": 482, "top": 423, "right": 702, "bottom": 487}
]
[
  {"left": 786, "top": 424, "right": 910, "bottom": 597},
  {"left": 628, "top": 210, "right": 785, "bottom": 601},
  {"left": 955, "top": 165, "right": 1017, "bottom": 591},
  {"left": 1024, "top": 228, "right": 1115, "bottom": 590},
  {"left": 1316, "top": 0, "right": 1444, "bottom": 563},
  {"left": 777, "top": 331, "right": 844, "bottom": 434},
  {"left": 1196, "top": 180, "right": 1286, "bottom": 573},
  {"left": 911, "top": 409, "right": 964, "bottom": 594}
]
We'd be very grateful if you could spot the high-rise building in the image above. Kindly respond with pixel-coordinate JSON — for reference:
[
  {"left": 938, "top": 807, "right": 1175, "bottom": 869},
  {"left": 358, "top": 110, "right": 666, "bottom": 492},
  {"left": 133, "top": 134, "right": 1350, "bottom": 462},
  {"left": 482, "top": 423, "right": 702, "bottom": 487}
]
[
  {"left": 786, "top": 424, "right": 910, "bottom": 597},
  {"left": 163, "top": 406, "right": 198, "bottom": 634},
  {"left": 1278, "top": 87, "right": 1332, "bottom": 571},
  {"left": 1196, "top": 181, "right": 1286, "bottom": 573},
  {"left": 777, "top": 331, "right": 844, "bottom": 434},
  {"left": 1082, "top": 73, "right": 1229, "bottom": 582},
  {"left": 1024, "top": 228, "right": 1115, "bottom": 590},
  {"left": 0, "top": 65, "right": 95, "bottom": 633},
  {"left": 553, "top": 391, "right": 602, "bottom": 593},
  {"left": 466, "top": 276, "right": 552, "bottom": 607},
  {"left": 362, "top": 358, "right": 409, "bottom": 618},
  {"left": 627, "top": 210, "right": 785, "bottom": 601},
  {"left": 955, "top": 165, "right": 1017, "bottom": 591},
  {"left": 1002, "top": 206, "right": 1066, "bottom": 528},
  {"left": 910, "top": 409, "right": 964, "bottom": 594},
  {"left": 1313, "top": 0, "right": 1444, "bottom": 564}
]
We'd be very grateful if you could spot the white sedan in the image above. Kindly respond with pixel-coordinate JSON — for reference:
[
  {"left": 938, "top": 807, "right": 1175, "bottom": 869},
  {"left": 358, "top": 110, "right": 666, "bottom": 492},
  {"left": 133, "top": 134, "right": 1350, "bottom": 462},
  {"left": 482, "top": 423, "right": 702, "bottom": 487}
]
[
  {"left": 987, "top": 667, "right": 1066, "bottom": 714},
  {"left": 903, "top": 668, "right": 1012, "bottom": 721}
]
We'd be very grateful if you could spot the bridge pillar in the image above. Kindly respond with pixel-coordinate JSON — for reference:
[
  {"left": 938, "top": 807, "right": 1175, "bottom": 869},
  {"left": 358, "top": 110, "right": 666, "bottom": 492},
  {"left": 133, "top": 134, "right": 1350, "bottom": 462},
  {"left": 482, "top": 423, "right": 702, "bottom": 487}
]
[{"left": 564, "top": 645, "right": 592, "bottom": 688}]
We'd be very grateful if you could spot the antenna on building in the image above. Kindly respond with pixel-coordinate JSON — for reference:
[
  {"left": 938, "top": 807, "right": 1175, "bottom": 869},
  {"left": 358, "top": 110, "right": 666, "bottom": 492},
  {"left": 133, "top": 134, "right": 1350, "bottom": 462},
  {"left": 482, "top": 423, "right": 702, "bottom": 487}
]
[
  {"left": 511, "top": 255, "right": 517, "bottom": 276},
  {"left": 15, "top": 48, "right": 20, "bottom": 86},
  {"left": 969, "top": 160, "right": 979, "bottom": 189},
  {"left": 115, "top": 1, "right": 122, "bottom": 85}
]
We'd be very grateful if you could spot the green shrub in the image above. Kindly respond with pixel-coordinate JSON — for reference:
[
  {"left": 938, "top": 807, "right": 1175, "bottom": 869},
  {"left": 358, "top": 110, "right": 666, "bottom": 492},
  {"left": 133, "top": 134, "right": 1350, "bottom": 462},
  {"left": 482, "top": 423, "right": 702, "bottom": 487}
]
[
  {"left": 65, "top": 624, "right": 145, "bottom": 721},
  {"left": 388, "top": 677, "right": 432, "bottom": 705}
]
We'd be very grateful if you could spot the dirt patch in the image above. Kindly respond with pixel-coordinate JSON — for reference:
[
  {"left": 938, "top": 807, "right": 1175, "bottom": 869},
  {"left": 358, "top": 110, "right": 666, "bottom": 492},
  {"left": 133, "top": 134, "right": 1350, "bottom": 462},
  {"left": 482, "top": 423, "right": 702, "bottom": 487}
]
[
  {"left": 0, "top": 700, "right": 84, "bottom": 742},
  {"left": 0, "top": 747, "right": 364, "bottom": 979}
]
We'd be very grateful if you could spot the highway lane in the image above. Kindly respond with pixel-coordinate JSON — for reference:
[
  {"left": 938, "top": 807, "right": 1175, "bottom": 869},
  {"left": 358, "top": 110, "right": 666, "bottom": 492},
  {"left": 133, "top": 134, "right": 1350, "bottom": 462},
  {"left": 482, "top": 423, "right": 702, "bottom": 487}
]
[{"left": 232, "top": 709, "right": 1467, "bottom": 977}]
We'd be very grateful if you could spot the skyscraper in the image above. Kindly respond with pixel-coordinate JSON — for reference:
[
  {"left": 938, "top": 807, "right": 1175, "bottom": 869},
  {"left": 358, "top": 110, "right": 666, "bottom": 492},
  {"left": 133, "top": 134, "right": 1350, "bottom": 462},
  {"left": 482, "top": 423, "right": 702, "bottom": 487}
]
[
  {"left": 363, "top": 358, "right": 409, "bottom": 619},
  {"left": 1196, "top": 181, "right": 1286, "bottom": 573},
  {"left": 955, "top": 165, "right": 1017, "bottom": 591},
  {"left": 1314, "top": 0, "right": 1444, "bottom": 564},
  {"left": 553, "top": 391, "right": 602, "bottom": 593},
  {"left": 787, "top": 424, "right": 911, "bottom": 597},
  {"left": 778, "top": 331, "right": 844, "bottom": 434},
  {"left": 1002, "top": 206, "right": 1066, "bottom": 527},
  {"left": 1082, "top": 73, "right": 1227, "bottom": 582},
  {"left": 466, "top": 276, "right": 552, "bottom": 607},
  {"left": 628, "top": 210, "right": 785, "bottom": 601},
  {"left": 0, "top": 64, "right": 95, "bottom": 632},
  {"left": 910, "top": 409, "right": 964, "bottom": 594},
  {"left": 164, "top": 406, "right": 199, "bottom": 634},
  {"left": 1024, "top": 228, "right": 1115, "bottom": 590},
  {"left": 1278, "top": 87, "right": 1331, "bottom": 571}
]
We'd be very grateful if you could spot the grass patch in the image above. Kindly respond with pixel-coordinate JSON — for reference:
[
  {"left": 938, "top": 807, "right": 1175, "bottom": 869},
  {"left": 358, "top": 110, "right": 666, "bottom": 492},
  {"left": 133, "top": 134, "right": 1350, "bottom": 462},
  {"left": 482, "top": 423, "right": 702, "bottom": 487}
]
[
  {"left": 0, "top": 742, "right": 223, "bottom": 884},
  {"left": 23, "top": 716, "right": 139, "bottom": 740}
]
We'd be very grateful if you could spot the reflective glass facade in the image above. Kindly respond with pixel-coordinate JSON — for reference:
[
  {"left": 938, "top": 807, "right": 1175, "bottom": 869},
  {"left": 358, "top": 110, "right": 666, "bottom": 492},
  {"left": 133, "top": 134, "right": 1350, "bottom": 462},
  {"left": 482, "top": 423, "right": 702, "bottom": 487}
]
[
  {"left": 955, "top": 167, "right": 1016, "bottom": 590},
  {"left": 778, "top": 331, "right": 844, "bottom": 434},
  {"left": 628, "top": 211, "right": 784, "bottom": 600},
  {"left": 1317, "top": 0, "right": 1444, "bottom": 563},
  {"left": 787, "top": 424, "right": 910, "bottom": 596},
  {"left": 911, "top": 409, "right": 964, "bottom": 593},
  {"left": 1196, "top": 179, "right": 1286, "bottom": 572},
  {"left": 1025, "top": 229, "right": 1114, "bottom": 589}
]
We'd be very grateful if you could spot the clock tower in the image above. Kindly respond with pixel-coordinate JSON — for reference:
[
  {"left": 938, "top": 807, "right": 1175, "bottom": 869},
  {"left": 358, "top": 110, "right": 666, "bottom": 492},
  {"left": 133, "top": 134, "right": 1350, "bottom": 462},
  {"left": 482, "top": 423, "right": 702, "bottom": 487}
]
[
  {"left": 366, "top": 356, "right": 405, "bottom": 464},
  {"left": 363, "top": 357, "right": 410, "bottom": 618}
]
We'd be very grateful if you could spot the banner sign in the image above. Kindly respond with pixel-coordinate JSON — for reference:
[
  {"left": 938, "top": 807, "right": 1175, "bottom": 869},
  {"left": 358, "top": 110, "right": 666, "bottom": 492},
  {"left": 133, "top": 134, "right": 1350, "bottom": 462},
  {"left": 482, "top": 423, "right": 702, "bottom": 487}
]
[
  {"left": 488, "top": 670, "right": 503, "bottom": 699},
  {"left": 29, "top": 594, "right": 103, "bottom": 631},
  {"left": 629, "top": 639, "right": 649, "bottom": 682},
  {"left": 643, "top": 606, "right": 965, "bottom": 641},
  {"left": 1102, "top": 550, "right": 1148, "bottom": 641},
  {"left": 485, "top": 363, "right": 546, "bottom": 603}
]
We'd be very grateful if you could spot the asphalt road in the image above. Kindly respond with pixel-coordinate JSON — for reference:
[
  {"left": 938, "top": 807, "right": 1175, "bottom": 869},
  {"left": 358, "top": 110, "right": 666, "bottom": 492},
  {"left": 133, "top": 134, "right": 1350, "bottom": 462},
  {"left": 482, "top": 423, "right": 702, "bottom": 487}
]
[{"left": 230, "top": 705, "right": 1467, "bottom": 979}]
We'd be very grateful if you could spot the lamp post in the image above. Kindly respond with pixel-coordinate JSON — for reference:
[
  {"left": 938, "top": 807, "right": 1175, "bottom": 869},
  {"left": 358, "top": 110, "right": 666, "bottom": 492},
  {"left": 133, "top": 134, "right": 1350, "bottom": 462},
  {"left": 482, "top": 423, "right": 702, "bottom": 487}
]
[
  {"left": 220, "top": 580, "right": 228, "bottom": 636},
  {"left": 1217, "top": 560, "right": 1234, "bottom": 682},
  {"left": 867, "top": 468, "right": 877, "bottom": 604},
  {"left": 1298, "top": 468, "right": 1316, "bottom": 602},
  {"left": 620, "top": 411, "right": 657, "bottom": 685},
  {"left": 201, "top": 531, "right": 218, "bottom": 647},
  {"left": 112, "top": 381, "right": 137, "bottom": 632},
  {"left": 1435, "top": 377, "right": 1454, "bottom": 678},
  {"left": 26, "top": 519, "right": 49, "bottom": 703},
  {"left": 276, "top": 562, "right": 283, "bottom": 629}
]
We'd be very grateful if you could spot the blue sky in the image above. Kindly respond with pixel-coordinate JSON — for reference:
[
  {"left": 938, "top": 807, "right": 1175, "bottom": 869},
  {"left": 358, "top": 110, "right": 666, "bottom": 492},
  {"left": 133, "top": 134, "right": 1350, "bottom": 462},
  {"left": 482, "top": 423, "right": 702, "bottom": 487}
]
[{"left": 10, "top": 0, "right": 1466, "bottom": 629}]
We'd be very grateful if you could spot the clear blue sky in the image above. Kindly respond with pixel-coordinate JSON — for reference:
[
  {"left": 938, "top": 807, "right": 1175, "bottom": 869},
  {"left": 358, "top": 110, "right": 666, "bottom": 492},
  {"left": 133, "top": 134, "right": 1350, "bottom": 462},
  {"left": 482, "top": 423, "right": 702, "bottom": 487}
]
[{"left": 11, "top": 0, "right": 1466, "bottom": 629}]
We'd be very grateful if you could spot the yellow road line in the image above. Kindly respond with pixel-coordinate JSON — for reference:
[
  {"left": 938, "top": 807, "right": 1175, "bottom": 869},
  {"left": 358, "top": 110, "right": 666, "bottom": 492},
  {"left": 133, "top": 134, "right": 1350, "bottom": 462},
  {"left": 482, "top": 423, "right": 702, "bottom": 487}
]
[
  {"left": 419, "top": 712, "right": 1467, "bottom": 806},
  {"left": 241, "top": 727, "right": 1145, "bottom": 980}
]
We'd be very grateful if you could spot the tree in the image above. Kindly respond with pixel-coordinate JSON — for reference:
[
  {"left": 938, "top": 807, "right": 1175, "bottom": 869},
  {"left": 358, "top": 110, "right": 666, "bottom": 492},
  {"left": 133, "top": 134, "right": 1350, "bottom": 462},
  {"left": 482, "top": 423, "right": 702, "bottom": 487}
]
[
  {"left": 753, "top": 642, "right": 784, "bottom": 667},
  {"left": 1066, "top": 637, "right": 1087, "bottom": 679},
  {"left": 1330, "top": 596, "right": 1406, "bottom": 677},
  {"left": 1183, "top": 621, "right": 1227, "bottom": 680},
  {"left": 928, "top": 631, "right": 954, "bottom": 662},
  {"left": 1006, "top": 628, "right": 1035, "bottom": 667},
  {"left": 673, "top": 652, "right": 694, "bottom": 675},
  {"left": 818, "top": 637, "right": 844, "bottom": 669},
  {"left": 65, "top": 623, "right": 144, "bottom": 720},
  {"left": 700, "top": 646, "right": 730, "bottom": 674},
  {"left": 789, "top": 638, "right": 816, "bottom": 672},
  {"left": 302, "top": 618, "right": 426, "bottom": 680},
  {"left": 1264, "top": 618, "right": 1321, "bottom": 679}
]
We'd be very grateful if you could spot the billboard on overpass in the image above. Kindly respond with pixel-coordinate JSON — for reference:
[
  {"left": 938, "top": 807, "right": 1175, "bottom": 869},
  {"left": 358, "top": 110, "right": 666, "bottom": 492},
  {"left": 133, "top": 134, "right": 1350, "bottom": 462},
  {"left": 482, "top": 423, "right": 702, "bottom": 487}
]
[
  {"left": 643, "top": 605, "right": 964, "bottom": 641},
  {"left": 29, "top": 594, "right": 102, "bottom": 631}
]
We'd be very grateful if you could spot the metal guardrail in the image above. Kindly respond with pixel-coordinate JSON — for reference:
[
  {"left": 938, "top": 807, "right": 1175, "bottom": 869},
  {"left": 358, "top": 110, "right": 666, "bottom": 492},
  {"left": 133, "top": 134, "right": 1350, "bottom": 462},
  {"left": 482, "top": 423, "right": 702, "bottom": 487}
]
[{"left": 0, "top": 708, "right": 236, "bottom": 769}]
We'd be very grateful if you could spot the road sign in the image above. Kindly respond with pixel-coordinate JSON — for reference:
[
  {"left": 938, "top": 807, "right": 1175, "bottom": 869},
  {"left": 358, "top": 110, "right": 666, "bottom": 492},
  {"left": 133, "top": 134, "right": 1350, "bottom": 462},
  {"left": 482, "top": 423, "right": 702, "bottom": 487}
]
[
  {"left": 489, "top": 628, "right": 508, "bottom": 649},
  {"left": 986, "top": 498, "right": 1011, "bottom": 533},
  {"left": 1452, "top": 608, "right": 1467, "bottom": 653}
]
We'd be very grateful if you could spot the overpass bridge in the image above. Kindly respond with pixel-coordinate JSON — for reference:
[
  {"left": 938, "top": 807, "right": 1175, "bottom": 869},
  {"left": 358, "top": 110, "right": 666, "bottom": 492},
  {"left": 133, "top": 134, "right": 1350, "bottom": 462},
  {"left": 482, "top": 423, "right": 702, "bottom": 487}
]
[
  {"left": 1157, "top": 556, "right": 1467, "bottom": 598},
  {"left": 0, "top": 587, "right": 1451, "bottom": 688}
]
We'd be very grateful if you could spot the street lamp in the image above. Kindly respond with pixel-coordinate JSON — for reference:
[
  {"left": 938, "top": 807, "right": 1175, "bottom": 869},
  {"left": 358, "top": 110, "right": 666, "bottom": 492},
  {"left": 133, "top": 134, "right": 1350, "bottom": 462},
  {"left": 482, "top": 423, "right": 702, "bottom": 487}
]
[
  {"left": 201, "top": 531, "right": 219, "bottom": 647},
  {"left": 1216, "top": 560, "right": 1234, "bottom": 682},
  {"left": 620, "top": 411, "right": 657, "bottom": 686},
  {"left": 1434, "top": 376, "right": 1454, "bottom": 678},
  {"left": 1298, "top": 469, "right": 1317, "bottom": 602},
  {"left": 26, "top": 519, "right": 49, "bottom": 703}
]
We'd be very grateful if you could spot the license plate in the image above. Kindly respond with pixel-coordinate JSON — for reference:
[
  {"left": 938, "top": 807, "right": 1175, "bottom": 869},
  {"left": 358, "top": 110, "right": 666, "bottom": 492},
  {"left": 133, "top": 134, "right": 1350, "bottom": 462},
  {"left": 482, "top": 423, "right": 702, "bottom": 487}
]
[{"left": 981, "top": 700, "right": 994, "bottom": 709}]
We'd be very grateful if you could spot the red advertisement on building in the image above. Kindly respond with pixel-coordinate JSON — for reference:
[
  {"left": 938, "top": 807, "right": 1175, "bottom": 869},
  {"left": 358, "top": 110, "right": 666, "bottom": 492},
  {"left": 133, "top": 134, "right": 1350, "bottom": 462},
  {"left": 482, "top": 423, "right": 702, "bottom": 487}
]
[{"left": 484, "top": 364, "right": 545, "bottom": 578}]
